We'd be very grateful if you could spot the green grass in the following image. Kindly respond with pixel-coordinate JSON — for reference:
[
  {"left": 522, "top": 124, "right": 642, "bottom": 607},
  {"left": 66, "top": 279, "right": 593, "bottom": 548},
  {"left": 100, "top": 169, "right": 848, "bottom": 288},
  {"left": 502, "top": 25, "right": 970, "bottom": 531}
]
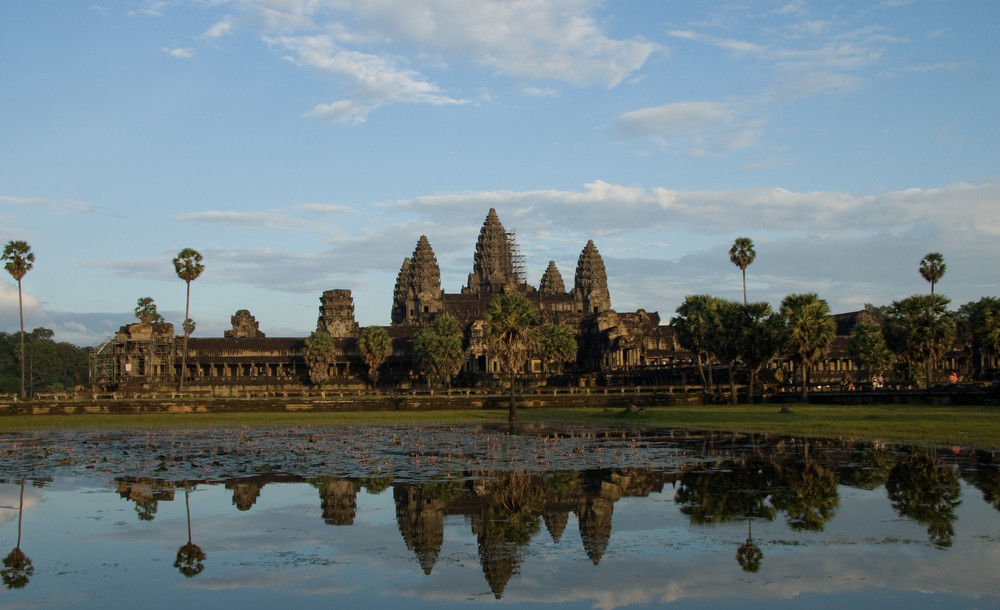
[{"left": 0, "top": 403, "right": 997, "bottom": 449}]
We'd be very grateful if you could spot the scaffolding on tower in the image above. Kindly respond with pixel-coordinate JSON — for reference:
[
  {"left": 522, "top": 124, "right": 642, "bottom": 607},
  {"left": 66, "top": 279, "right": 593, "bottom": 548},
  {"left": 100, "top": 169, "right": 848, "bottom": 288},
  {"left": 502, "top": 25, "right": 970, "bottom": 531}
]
[{"left": 507, "top": 229, "right": 525, "bottom": 285}]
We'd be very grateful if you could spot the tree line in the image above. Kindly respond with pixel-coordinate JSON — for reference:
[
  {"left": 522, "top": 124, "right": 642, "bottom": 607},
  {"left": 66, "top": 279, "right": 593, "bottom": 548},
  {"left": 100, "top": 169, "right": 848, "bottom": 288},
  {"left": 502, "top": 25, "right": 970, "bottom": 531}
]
[{"left": 672, "top": 240, "right": 1000, "bottom": 404}]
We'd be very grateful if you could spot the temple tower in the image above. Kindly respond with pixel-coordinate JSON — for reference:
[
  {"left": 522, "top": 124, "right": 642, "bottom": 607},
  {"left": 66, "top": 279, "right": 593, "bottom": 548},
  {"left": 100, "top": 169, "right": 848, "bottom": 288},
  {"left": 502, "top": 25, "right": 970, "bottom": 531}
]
[
  {"left": 317, "top": 289, "right": 360, "bottom": 337},
  {"left": 571, "top": 240, "right": 611, "bottom": 314},
  {"left": 538, "top": 260, "right": 566, "bottom": 295},
  {"left": 391, "top": 235, "right": 444, "bottom": 324},
  {"left": 463, "top": 208, "right": 519, "bottom": 295}
]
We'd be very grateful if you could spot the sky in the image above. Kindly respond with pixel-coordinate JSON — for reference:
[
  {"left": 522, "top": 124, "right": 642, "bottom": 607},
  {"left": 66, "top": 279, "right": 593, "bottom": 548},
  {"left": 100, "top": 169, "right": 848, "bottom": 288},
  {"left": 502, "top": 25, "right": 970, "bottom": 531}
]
[{"left": 1, "top": 0, "right": 997, "bottom": 347}]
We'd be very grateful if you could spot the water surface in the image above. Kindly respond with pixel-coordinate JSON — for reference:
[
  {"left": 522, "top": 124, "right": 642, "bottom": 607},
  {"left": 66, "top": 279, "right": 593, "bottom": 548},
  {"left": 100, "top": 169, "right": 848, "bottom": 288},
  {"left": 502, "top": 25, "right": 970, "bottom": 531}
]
[{"left": 1, "top": 424, "right": 998, "bottom": 608}]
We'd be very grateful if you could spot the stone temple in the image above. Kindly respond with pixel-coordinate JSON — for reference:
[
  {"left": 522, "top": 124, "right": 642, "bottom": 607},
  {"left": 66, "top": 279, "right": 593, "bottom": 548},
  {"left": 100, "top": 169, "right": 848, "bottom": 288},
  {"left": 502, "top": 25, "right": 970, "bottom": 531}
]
[
  {"left": 94, "top": 208, "right": 675, "bottom": 392},
  {"left": 93, "top": 208, "right": 974, "bottom": 395}
]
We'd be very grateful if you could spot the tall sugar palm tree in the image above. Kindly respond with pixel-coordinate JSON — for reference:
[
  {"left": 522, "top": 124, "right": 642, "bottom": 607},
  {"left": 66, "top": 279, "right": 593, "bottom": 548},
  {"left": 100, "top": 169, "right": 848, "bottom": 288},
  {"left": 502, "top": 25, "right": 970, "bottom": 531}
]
[
  {"left": 2, "top": 241, "right": 35, "bottom": 399},
  {"left": 919, "top": 252, "right": 946, "bottom": 295},
  {"left": 729, "top": 237, "right": 756, "bottom": 304},
  {"left": 357, "top": 325, "right": 393, "bottom": 388},
  {"left": 485, "top": 293, "right": 540, "bottom": 423},
  {"left": 173, "top": 248, "right": 204, "bottom": 392},
  {"left": 780, "top": 293, "right": 836, "bottom": 401}
]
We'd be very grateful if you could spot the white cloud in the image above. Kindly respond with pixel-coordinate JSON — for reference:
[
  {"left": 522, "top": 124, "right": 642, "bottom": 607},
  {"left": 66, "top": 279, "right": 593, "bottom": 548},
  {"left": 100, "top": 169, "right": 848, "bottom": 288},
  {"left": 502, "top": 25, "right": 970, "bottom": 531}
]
[
  {"left": 269, "top": 34, "right": 465, "bottom": 123},
  {"left": 612, "top": 102, "right": 735, "bottom": 137},
  {"left": 165, "top": 47, "right": 195, "bottom": 58},
  {"left": 203, "top": 18, "right": 234, "bottom": 39},
  {"left": 208, "top": 0, "right": 658, "bottom": 121}
]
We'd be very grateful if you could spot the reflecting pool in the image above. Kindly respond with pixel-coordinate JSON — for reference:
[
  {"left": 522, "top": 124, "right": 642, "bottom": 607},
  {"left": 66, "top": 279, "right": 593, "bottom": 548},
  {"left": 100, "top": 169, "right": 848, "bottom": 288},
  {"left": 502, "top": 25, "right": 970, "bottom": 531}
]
[{"left": 1, "top": 424, "right": 998, "bottom": 608}]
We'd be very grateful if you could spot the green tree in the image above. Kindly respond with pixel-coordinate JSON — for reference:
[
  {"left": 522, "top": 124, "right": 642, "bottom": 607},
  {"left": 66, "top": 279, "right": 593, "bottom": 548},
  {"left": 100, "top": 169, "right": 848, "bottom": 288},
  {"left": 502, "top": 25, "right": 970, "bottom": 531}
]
[
  {"left": 2, "top": 240, "right": 35, "bottom": 399},
  {"left": 357, "top": 326, "right": 393, "bottom": 388},
  {"left": 958, "top": 297, "right": 1000, "bottom": 378},
  {"left": 707, "top": 298, "right": 743, "bottom": 404},
  {"left": 413, "top": 315, "right": 465, "bottom": 389},
  {"left": 485, "top": 293, "right": 540, "bottom": 422},
  {"left": 848, "top": 309, "right": 895, "bottom": 384},
  {"left": 883, "top": 294, "right": 956, "bottom": 388},
  {"left": 303, "top": 331, "right": 338, "bottom": 386},
  {"left": 780, "top": 293, "right": 836, "bottom": 401},
  {"left": 729, "top": 237, "right": 756, "bottom": 304},
  {"left": 735, "top": 301, "right": 785, "bottom": 403},
  {"left": 540, "top": 323, "right": 577, "bottom": 373},
  {"left": 134, "top": 296, "right": 164, "bottom": 323},
  {"left": 671, "top": 295, "right": 722, "bottom": 390},
  {"left": 172, "top": 248, "right": 204, "bottom": 392},
  {"left": 0, "top": 329, "right": 89, "bottom": 394},
  {"left": 919, "top": 252, "right": 946, "bottom": 295}
]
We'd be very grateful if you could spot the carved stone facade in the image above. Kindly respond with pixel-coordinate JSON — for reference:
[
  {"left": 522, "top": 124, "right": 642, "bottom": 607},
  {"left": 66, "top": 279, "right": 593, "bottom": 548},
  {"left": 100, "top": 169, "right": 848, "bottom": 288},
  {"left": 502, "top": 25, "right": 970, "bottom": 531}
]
[{"left": 225, "top": 309, "right": 265, "bottom": 339}]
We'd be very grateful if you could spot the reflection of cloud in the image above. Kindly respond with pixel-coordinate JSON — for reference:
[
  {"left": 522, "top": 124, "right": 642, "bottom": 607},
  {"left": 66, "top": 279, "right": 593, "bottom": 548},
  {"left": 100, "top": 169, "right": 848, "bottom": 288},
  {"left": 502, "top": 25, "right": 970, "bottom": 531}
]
[{"left": 0, "top": 485, "right": 41, "bottom": 529}]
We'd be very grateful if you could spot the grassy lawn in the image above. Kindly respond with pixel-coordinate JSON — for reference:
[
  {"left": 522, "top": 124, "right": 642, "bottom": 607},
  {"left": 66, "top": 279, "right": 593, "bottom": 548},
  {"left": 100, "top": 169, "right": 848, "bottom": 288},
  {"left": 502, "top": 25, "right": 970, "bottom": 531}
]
[{"left": 1, "top": 402, "right": 997, "bottom": 449}]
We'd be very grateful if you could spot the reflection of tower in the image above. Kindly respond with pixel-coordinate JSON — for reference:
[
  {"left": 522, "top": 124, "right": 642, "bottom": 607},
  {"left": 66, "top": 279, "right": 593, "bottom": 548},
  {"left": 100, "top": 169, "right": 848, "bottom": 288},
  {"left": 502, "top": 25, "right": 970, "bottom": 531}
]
[
  {"left": 542, "top": 507, "right": 570, "bottom": 543},
  {"left": 316, "top": 478, "right": 362, "bottom": 525},
  {"left": 116, "top": 478, "right": 176, "bottom": 522},
  {"left": 393, "top": 484, "right": 446, "bottom": 574},
  {"left": 473, "top": 513, "right": 520, "bottom": 600},
  {"left": 226, "top": 480, "right": 262, "bottom": 512},
  {"left": 575, "top": 476, "right": 623, "bottom": 566}
]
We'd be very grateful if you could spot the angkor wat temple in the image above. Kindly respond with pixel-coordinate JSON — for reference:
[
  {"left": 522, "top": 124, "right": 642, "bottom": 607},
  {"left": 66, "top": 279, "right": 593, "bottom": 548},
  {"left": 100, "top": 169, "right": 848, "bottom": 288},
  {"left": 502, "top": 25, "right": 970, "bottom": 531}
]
[{"left": 91, "top": 208, "right": 973, "bottom": 395}]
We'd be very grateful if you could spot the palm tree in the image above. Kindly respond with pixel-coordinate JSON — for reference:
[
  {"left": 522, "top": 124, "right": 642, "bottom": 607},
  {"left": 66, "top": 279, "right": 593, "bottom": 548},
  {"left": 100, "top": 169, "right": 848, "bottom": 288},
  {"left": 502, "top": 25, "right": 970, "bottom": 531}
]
[
  {"left": 172, "top": 248, "right": 204, "bottom": 392},
  {"left": 736, "top": 301, "right": 785, "bottom": 404},
  {"left": 303, "top": 331, "right": 338, "bottom": 386},
  {"left": 671, "top": 294, "right": 723, "bottom": 391},
  {"left": 485, "top": 293, "right": 540, "bottom": 422},
  {"left": 919, "top": 252, "right": 946, "bottom": 295},
  {"left": 357, "top": 325, "right": 393, "bottom": 388},
  {"left": 729, "top": 237, "right": 756, "bottom": 304},
  {"left": 540, "top": 323, "right": 577, "bottom": 373},
  {"left": 780, "top": 293, "right": 836, "bottom": 401},
  {"left": 413, "top": 315, "right": 465, "bottom": 389},
  {"left": 2, "top": 241, "right": 35, "bottom": 399},
  {"left": 134, "top": 296, "right": 164, "bottom": 323},
  {"left": 883, "top": 294, "right": 956, "bottom": 388}
]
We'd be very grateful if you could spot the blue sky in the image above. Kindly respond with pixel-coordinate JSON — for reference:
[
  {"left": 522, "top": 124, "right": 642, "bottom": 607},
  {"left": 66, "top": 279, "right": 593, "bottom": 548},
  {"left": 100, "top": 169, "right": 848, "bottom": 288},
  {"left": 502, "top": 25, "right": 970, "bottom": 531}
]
[{"left": 1, "top": 0, "right": 997, "bottom": 346}]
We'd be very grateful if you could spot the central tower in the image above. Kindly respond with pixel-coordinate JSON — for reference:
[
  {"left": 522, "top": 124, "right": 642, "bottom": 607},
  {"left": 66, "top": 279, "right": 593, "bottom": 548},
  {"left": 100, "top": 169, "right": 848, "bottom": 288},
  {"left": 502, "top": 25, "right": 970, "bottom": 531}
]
[{"left": 462, "top": 208, "right": 520, "bottom": 295}]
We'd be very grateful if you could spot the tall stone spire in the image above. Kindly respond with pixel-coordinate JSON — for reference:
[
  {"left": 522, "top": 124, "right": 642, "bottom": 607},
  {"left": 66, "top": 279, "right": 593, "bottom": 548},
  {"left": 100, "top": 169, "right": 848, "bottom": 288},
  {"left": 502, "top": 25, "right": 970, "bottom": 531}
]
[
  {"left": 463, "top": 208, "right": 517, "bottom": 295},
  {"left": 571, "top": 240, "right": 611, "bottom": 314},
  {"left": 538, "top": 260, "right": 566, "bottom": 295},
  {"left": 392, "top": 236, "right": 443, "bottom": 324}
]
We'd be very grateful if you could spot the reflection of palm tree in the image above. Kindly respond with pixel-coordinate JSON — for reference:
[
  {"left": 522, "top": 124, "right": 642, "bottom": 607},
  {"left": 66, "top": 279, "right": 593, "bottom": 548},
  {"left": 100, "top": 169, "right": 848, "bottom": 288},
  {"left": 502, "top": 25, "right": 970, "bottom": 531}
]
[
  {"left": 676, "top": 457, "right": 779, "bottom": 524},
  {"left": 773, "top": 461, "right": 839, "bottom": 531},
  {"left": 735, "top": 520, "right": 762, "bottom": 573},
  {"left": 886, "top": 452, "right": 962, "bottom": 548},
  {"left": 1, "top": 481, "right": 34, "bottom": 589},
  {"left": 174, "top": 489, "right": 206, "bottom": 578}
]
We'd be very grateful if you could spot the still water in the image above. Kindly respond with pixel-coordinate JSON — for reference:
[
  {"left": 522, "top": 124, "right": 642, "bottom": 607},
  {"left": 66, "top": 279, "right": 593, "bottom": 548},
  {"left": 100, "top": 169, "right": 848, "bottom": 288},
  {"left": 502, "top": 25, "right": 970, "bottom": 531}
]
[{"left": 1, "top": 423, "right": 998, "bottom": 609}]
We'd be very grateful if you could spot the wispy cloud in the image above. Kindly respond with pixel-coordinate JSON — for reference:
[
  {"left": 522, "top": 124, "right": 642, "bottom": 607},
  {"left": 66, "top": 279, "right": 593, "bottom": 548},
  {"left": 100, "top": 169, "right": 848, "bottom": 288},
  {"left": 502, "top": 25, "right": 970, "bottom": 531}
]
[{"left": 0, "top": 195, "right": 92, "bottom": 212}]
